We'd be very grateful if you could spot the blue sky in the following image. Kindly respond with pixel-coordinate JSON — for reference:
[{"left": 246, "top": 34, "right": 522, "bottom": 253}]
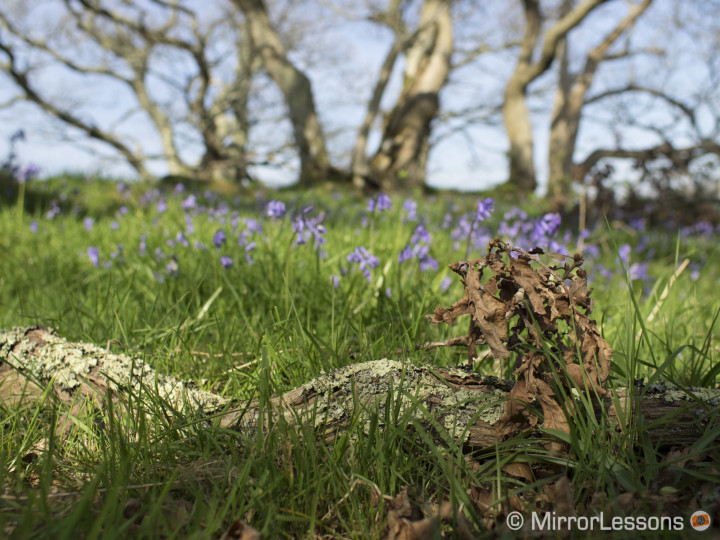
[{"left": 0, "top": 0, "right": 716, "bottom": 192}]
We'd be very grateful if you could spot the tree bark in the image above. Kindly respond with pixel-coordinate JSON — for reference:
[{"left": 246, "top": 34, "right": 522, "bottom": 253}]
[
  {"left": 2, "top": 326, "right": 717, "bottom": 450},
  {"left": 503, "top": 0, "right": 609, "bottom": 195},
  {"left": 369, "top": 0, "right": 453, "bottom": 192},
  {"left": 233, "top": 0, "right": 331, "bottom": 187}
]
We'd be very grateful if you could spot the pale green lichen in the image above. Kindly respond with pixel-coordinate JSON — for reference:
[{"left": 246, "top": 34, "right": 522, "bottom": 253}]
[
  {"left": 276, "top": 359, "right": 506, "bottom": 445},
  {"left": 0, "top": 326, "right": 228, "bottom": 413}
]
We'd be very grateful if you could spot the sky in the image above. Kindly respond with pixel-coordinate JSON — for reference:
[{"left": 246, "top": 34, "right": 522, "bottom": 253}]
[{"left": 0, "top": 0, "right": 716, "bottom": 193}]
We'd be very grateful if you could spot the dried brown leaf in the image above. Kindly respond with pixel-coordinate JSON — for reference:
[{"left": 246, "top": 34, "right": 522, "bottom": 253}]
[{"left": 220, "top": 520, "right": 261, "bottom": 540}]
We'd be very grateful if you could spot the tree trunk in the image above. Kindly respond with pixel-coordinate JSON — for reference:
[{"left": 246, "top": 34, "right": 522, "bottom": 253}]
[
  {"left": 233, "top": 0, "right": 330, "bottom": 187},
  {"left": 370, "top": 0, "right": 453, "bottom": 192},
  {"left": 547, "top": 0, "right": 654, "bottom": 205},
  {"left": 2, "top": 326, "right": 717, "bottom": 451},
  {"left": 547, "top": 38, "right": 581, "bottom": 205},
  {"left": 503, "top": 83, "right": 538, "bottom": 194},
  {"left": 502, "top": 0, "right": 610, "bottom": 196}
]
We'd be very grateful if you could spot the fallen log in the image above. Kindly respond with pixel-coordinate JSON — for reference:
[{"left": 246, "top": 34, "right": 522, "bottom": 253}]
[{"left": 1, "top": 326, "right": 718, "bottom": 448}]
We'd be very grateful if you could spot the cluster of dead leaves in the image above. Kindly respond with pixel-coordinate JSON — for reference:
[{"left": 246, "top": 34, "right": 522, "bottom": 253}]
[{"left": 428, "top": 238, "right": 613, "bottom": 440}]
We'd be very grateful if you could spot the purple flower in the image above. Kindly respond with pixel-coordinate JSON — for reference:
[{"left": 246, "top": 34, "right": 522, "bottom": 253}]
[
  {"left": 618, "top": 244, "right": 632, "bottom": 266},
  {"left": 220, "top": 256, "right": 233, "bottom": 269},
  {"left": 156, "top": 199, "right": 167, "bottom": 214},
  {"left": 330, "top": 274, "right": 339, "bottom": 288},
  {"left": 292, "top": 207, "right": 326, "bottom": 249},
  {"left": 166, "top": 260, "right": 179, "bottom": 277},
  {"left": 83, "top": 217, "right": 94, "bottom": 231},
  {"left": 182, "top": 194, "right": 197, "bottom": 211},
  {"left": 368, "top": 193, "right": 392, "bottom": 213},
  {"left": 475, "top": 198, "right": 494, "bottom": 222},
  {"left": 110, "top": 221, "right": 119, "bottom": 231},
  {"left": 87, "top": 246, "right": 99, "bottom": 267},
  {"left": 347, "top": 246, "right": 380, "bottom": 282},
  {"left": 385, "top": 287, "right": 392, "bottom": 298},
  {"left": 532, "top": 213, "right": 561, "bottom": 243},
  {"left": 267, "top": 200, "right": 286, "bottom": 218},
  {"left": 411, "top": 224, "right": 431, "bottom": 245},
  {"left": 213, "top": 229, "right": 226, "bottom": 249},
  {"left": 403, "top": 199, "right": 417, "bottom": 221},
  {"left": 690, "top": 262, "right": 701, "bottom": 281},
  {"left": 440, "top": 275, "right": 452, "bottom": 291},
  {"left": 628, "top": 262, "right": 649, "bottom": 282},
  {"left": 139, "top": 233, "right": 147, "bottom": 255},
  {"left": 398, "top": 245, "right": 413, "bottom": 263},
  {"left": 400, "top": 224, "right": 436, "bottom": 270},
  {"left": 185, "top": 213, "right": 195, "bottom": 235},
  {"left": 17, "top": 164, "right": 40, "bottom": 183},
  {"left": 29, "top": 220, "right": 38, "bottom": 234},
  {"left": 245, "top": 218, "right": 263, "bottom": 234},
  {"left": 176, "top": 232, "right": 189, "bottom": 247}
]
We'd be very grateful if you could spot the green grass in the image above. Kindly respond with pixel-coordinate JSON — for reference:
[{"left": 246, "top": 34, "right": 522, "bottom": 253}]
[{"left": 0, "top": 178, "right": 718, "bottom": 538}]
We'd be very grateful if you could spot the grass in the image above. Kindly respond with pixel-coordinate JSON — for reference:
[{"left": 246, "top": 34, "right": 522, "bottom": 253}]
[{"left": 0, "top": 176, "right": 718, "bottom": 538}]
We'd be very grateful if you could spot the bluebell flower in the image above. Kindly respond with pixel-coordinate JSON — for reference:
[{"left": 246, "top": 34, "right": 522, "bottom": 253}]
[
  {"left": 532, "top": 213, "right": 561, "bottom": 244},
  {"left": 87, "top": 246, "right": 100, "bottom": 267},
  {"left": 29, "top": 220, "right": 38, "bottom": 234},
  {"left": 213, "top": 229, "right": 226, "bottom": 249},
  {"left": 17, "top": 164, "right": 39, "bottom": 183},
  {"left": 182, "top": 194, "right": 197, "bottom": 211},
  {"left": 368, "top": 193, "right": 392, "bottom": 213},
  {"left": 292, "top": 207, "right": 326, "bottom": 249},
  {"left": 476, "top": 198, "right": 494, "bottom": 222},
  {"left": 267, "top": 200, "right": 286, "bottom": 218},
  {"left": 166, "top": 260, "right": 179, "bottom": 277},
  {"left": 220, "top": 256, "right": 233, "bottom": 269},
  {"left": 402, "top": 199, "right": 417, "bottom": 221},
  {"left": 184, "top": 213, "right": 195, "bottom": 235},
  {"left": 156, "top": 199, "right": 167, "bottom": 214},
  {"left": 83, "top": 217, "right": 94, "bottom": 231},
  {"left": 347, "top": 246, "right": 380, "bottom": 282},
  {"left": 440, "top": 275, "right": 452, "bottom": 291},
  {"left": 411, "top": 224, "right": 431, "bottom": 244},
  {"left": 139, "top": 233, "right": 147, "bottom": 255},
  {"left": 618, "top": 244, "right": 631, "bottom": 266}
]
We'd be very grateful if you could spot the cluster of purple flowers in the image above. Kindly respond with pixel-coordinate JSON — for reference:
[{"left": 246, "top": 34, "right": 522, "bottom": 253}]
[
  {"left": 292, "top": 206, "right": 327, "bottom": 250},
  {"left": 399, "top": 224, "right": 437, "bottom": 271},
  {"left": 347, "top": 246, "right": 380, "bottom": 282},
  {"left": 368, "top": 193, "right": 392, "bottom": 213},
  {"left": 59, "top": 176, "right": 715, "bottom": 298}
]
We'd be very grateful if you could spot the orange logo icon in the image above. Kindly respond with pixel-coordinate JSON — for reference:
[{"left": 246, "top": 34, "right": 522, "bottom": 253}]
[{"left": 691, "top": 511, "right": 711, "bottom": 531}]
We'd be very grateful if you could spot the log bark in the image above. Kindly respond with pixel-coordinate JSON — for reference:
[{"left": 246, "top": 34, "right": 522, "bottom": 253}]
[{"left": 1, "top": 326, "right": 718, "bottom": 450}]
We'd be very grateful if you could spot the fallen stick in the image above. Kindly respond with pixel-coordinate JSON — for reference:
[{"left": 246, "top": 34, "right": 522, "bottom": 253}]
[{"left": 1, "top": 326, "right": 718, "bottom": 449}]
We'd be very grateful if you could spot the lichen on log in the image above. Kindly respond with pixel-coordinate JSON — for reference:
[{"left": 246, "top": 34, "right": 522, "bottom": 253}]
[
  {"left": 0, "top": 326, "right": 718, "bottom": 449},
  {"left": 0, "top": 325, "right": 228, "bottom": 413}
]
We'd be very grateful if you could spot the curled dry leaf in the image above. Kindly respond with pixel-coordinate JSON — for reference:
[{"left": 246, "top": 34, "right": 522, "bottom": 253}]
[{"left": 427, "top": 238, "right": 612, "bottom": 440}]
